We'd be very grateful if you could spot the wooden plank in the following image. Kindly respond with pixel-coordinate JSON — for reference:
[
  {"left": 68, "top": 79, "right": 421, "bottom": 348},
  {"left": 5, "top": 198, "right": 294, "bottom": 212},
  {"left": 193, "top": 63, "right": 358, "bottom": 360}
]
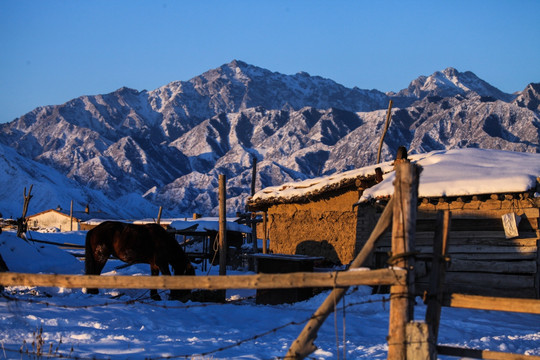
[
  {"left": 0, "top": 268, "right": 406, "bottom": 290},
  {"left": 442, "top": 293, "right": 540, "bottom": 314},
  {"left": 444, "top": 272, "right": 535, "bottom": 289},
  {"left": 409, "top": 234, "right": 538, "bottom": 247},
  {"left": 416, "top": 282, "right": 538, "bottom": 299},
  {"left": 377, "top": 245, "right": 537, "bottom": 254},
  {"left": 381, "top": 231, "right": 538, "bottom": 244},
  {"left": 449, "top": 252, "right": 537, "bottom": 261},
  {"left": 437, "top": 345, "right": 540, "bottom": 359},
  {"left": 447, "top": 259, "right": 537, "bottom": 274},
  {"left": 418, "top": 206, "right": 540, "bottom": 220}
]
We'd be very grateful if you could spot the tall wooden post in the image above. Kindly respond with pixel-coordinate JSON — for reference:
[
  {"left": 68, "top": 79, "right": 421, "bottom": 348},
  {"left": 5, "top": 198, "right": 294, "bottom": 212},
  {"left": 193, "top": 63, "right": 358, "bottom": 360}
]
[
  {"left": 251, "top": 156, "right": 258, "bottom": 251},
  {"left": 156, "top": 206, "right": 163, "bottom": 225},
  {"left": 251, "top": 156, "right": 257, "bottom": 197},
  {"left": 219, "top": 174, "right": 227, "bottom": 276},
  {"left": 70, "top": 200, "right": 73, "bottom": 231},
  {"left": 387, "top": 161, "right": 421, "bottom": 360},
  {"left": 262, "top": 211, "right": 268, "bottom": 254}
]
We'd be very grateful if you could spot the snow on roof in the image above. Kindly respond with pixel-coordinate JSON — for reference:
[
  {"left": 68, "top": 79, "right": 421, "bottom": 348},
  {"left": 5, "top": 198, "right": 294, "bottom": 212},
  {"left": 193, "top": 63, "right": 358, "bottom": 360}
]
[
  {"left": 250, "top": 161, "right": 395, "bottom": 204},
  {"left": 359, "top": 148, "right": 540, "bottom": 202},
  {"left": 250, "top": 149, "right": 540, "bottom": 206},
  {"left": 169, "top": 218, "right": 252, "bottom": 233}
]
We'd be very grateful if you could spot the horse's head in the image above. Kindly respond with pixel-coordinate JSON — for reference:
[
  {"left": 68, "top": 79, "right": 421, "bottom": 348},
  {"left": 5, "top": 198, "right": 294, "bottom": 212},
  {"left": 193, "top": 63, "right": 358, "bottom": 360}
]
[{"left": 170, "top": 256, "right": 195, "bottom": 302}]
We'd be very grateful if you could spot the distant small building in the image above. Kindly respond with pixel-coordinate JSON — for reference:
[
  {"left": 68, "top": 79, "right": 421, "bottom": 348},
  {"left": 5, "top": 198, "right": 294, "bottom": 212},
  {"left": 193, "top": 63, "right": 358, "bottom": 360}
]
[{"left": 27, "top": 206, "right": 118, "bottom": 232}]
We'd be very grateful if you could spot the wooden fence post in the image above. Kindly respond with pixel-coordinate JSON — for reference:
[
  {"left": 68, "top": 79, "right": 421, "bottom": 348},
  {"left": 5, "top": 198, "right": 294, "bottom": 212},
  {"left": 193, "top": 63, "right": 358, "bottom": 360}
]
[
  {"left": 387, "top": 161, "right": 421, "bottom": 360},
  {"left": 219, "top": 175, "right": 227, "bottom": 276}
]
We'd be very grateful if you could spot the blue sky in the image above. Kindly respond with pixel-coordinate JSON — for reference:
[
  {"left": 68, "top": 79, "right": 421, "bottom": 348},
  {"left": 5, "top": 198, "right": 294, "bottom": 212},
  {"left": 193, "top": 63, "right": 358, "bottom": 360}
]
[{"left": 1, "top": 0, "right": 539, "bottom": 123}]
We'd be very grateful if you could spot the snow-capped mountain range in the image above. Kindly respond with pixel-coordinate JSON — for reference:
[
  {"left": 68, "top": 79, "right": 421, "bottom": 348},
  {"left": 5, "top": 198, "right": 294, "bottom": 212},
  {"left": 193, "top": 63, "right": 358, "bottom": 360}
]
[{"left": 1, "top": 60, "right": 538, "bottom": 219}]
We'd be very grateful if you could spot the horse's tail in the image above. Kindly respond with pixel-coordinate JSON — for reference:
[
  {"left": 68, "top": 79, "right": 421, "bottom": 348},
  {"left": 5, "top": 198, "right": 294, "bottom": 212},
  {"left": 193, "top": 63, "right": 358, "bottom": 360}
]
[{"left": 84, "top": 228, "right": 96, "bottom": 275}]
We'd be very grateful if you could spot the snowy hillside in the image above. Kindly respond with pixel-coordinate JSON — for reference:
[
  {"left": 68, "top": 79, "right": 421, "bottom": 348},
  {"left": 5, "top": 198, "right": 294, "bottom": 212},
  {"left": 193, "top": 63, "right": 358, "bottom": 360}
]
[
  {"left": 0, "top": 61, "right": 538, "bottom": 218},
  {"left": 0, "top": 143, "right": 158, "bottom": 219}
]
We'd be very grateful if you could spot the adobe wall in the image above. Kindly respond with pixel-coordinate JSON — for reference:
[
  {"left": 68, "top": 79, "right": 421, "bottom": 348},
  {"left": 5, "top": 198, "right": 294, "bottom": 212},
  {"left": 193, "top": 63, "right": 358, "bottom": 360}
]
[
  {"left": 265, "top": 191, "right": 361, "bottom": 265},
  {"left": 28, "top": 213, "right": 79, "bottom": 232}
]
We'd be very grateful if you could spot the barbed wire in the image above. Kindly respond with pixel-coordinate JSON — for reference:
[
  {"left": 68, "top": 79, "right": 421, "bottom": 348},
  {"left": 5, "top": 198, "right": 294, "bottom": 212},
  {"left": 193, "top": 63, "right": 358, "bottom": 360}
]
[{"left": 0, "top": 290, "right": 256, "bottom": 310}]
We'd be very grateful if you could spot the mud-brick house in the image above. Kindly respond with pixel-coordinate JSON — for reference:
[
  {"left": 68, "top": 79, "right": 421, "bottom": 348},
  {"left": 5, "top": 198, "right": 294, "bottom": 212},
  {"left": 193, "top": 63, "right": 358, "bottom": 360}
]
[
  {"left": 27, "top": 205, "right": 118, "bottom": 232},
  {"left": 358, "top": 148, "right": 540, "bottom": 299},
  {"left": 247, "top": 162, "right": 395, "bottom": 265},
  {"left": 248, "top": 148, "right": 540, "bottom": 298}
]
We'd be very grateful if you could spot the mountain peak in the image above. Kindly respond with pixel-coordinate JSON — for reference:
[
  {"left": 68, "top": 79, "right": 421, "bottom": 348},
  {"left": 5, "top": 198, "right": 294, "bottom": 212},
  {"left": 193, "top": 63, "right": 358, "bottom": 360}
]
[
  {"left": 514, "top": 82, "right": 540, "bottom": 112},
  {"left": 395, "top": 67, "right": 515, "bottom": 103},
  {"left": 441, "top": 67, "right": 459, "bottom": 77},
  {"left": 228, "top": 59, "right": 249, "bottom": 69}
]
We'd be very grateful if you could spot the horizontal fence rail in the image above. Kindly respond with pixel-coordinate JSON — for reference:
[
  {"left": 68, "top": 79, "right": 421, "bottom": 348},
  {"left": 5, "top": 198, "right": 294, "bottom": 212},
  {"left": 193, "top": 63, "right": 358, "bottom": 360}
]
[
  {"left": 437, "top": 345, "right": 540, "bottom": 360},
  {"left": 0, "top": 268, "right": 406, "bottom": 290},
  {"left": 443, "top": 293, "right": 540, "bottom": 315}
]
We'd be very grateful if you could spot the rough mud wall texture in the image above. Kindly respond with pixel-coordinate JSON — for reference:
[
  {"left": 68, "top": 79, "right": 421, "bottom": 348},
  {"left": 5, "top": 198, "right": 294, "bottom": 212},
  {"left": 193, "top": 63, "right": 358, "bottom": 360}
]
[{"left": 265, "top": 191, "right": 361, "bottom": 265}]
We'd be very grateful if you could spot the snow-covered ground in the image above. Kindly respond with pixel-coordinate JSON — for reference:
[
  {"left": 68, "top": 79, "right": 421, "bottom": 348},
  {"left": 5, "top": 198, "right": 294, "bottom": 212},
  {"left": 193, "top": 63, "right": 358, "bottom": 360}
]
[{"left": 0, "top": 230, "right": 539, "bottom": 359}]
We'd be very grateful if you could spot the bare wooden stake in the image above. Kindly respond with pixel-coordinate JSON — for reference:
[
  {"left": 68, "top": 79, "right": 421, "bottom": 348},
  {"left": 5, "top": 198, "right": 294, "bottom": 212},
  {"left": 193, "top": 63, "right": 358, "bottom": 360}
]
[
  {"left": 17, "top": 185, "right": 33, "bottom": 239},
  {"left": 219, "top": 175, "right": 227, "bottom": 276}
]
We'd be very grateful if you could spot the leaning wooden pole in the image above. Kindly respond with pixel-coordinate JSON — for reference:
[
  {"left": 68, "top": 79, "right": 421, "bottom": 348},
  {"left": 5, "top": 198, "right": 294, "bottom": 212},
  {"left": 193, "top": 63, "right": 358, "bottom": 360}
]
[
  {"left": 286, "top": 196, "right": 395, "bottom": 359},
  {"left": 387, "top": 161, "right": 421, "bottom": 360},
  {"left": 218, "top": 174, "right": 228, "bottom": 276},
  {"left": 376, "top": 100, "right": 393, "bottom": 164}
]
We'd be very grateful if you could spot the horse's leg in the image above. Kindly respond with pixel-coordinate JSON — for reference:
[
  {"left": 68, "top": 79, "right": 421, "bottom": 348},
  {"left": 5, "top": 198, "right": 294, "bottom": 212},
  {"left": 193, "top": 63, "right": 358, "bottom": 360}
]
[
  {"left": 85, "top": 236, "right": 110, "bottom": 295},
  {"left": 149, "top": 263, "right": 161, "bottom": 301}
]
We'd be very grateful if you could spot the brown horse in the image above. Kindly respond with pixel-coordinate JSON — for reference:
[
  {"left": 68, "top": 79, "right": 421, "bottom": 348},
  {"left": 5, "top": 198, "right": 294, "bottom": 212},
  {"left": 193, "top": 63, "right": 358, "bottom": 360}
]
[{"left": 85, "top": 221, "right": 195, "bottom": 301}]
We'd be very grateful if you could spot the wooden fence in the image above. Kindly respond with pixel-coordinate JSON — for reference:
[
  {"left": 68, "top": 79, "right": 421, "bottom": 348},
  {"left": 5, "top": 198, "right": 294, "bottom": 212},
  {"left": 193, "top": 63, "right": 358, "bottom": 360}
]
[{"left": 0, "top": 268, "right": 404, "bottom": 290}]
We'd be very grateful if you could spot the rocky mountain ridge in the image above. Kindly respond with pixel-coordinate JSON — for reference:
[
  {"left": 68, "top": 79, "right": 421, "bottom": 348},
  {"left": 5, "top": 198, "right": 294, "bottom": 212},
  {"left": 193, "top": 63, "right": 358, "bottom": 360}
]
[{"left": 1, "top": 60, "right": 538, "bottom": 217}]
